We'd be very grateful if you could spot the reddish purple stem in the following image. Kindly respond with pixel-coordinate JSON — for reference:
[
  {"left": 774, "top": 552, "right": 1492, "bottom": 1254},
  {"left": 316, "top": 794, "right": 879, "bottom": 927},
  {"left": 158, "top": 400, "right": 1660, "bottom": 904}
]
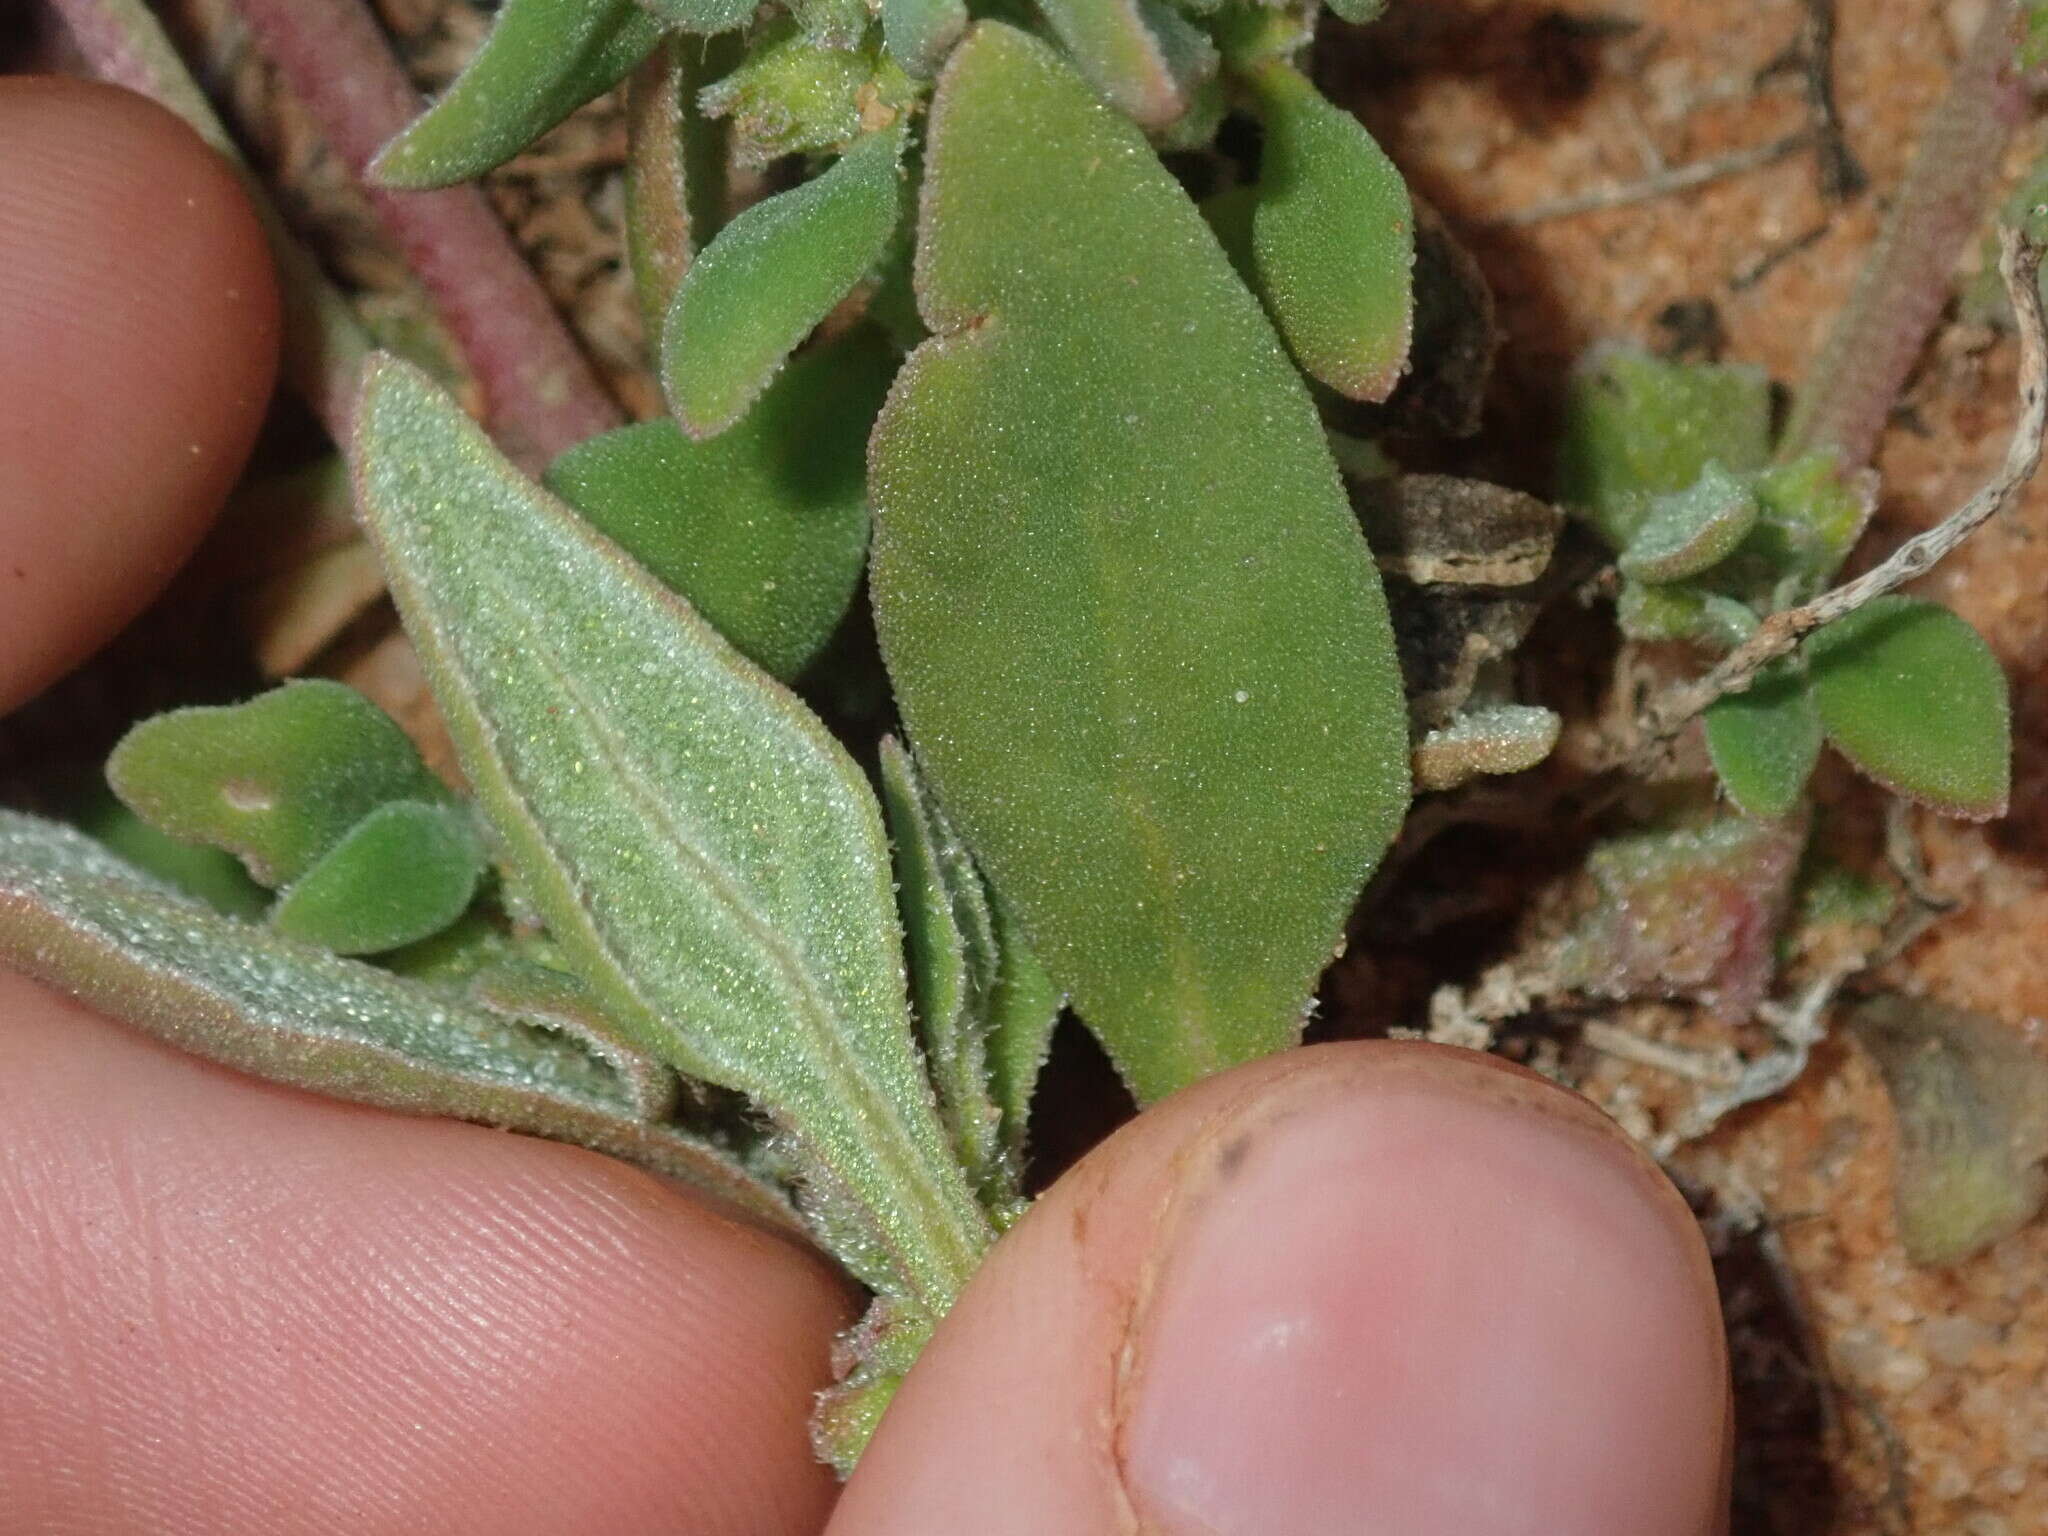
[
  {"left": 230, "top": 0, "right": 622, "bottom": 469},
  {"left": 1785, "top": 0, "right": 2029, "bottom": 469}
]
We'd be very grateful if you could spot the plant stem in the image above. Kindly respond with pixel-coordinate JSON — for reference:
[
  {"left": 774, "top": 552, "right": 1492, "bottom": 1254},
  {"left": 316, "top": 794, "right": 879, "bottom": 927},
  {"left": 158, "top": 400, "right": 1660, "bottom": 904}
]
[
  {"left": 1621, "top": 225, "right": 2048, "bottom": 769},
  {"left": 1783, "top": 0, "right": 2029, "bottom": 468},
  {"left": 47, "top": 0, "right": 372, "bottom": 445},
  {"left": 228, "top": 0, "right": 622, "bottom": 469}
]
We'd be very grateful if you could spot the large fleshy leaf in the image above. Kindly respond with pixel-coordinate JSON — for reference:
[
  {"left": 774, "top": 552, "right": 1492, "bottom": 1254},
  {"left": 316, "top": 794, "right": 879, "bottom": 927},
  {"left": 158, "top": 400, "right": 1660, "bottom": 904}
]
[
  {"left": 0, "top": 811, "right": 793, "bottom": 1226},
  {"left": 1807, "top": 594, "right": 2011, "bottom": 819},
  {"left": 662, "top": 123, "right": 906, "bottom": 437},
  {"left": 546, "top": 338, "right": 892, "bottom": 681},
  {"left": 354, "top": 356, "right": 989, "bottom": 1313},
  {"left": 870, "top": 24, "right": 1409, "bottom": 1104},
  {"left": 107, "top": 681, "right": 447, "bottom": 888},
  {"left": 1244, "top": 60, "right": 1413, "bottom": 402},
  {"left": 372, "top": 0, "right": 664, "bottom": 189},
  {"left": 1702, "top": 661, "right": 1821, "bottom": 820}
]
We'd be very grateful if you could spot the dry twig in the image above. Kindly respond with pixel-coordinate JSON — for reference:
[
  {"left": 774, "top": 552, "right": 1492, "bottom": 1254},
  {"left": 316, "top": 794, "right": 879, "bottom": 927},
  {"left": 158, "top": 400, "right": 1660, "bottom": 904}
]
[
  {"left": 1491, "top": 131, "right": 1814, "bottom": 228},
  {"left": 1614, "top": 224, "right": 2048, "bottom": 773}
]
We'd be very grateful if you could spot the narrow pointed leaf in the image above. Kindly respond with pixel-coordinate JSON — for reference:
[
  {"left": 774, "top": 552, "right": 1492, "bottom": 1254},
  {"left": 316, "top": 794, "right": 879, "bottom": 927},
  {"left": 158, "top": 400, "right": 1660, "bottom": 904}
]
[
  {"left": 1035, "top": 0, "right": 1188, "bottom": 130},
  {"left": 1246, "top": 61, "right": 1414, "bottom": 401},
  {"left": 1807, "top": 595, "right": 2011, "bottom": 818},
  {"left": 984, "top": 896, "right": 1060, "bottom": 1158},
  {"left": 871, "top": 25, "right": 1409, "bottom": 1103},
  {"left": 879, "top": 739, "right": 1003, "bottom": 1192},
  {"left": 372, "top": 0, "right": 664, "bottom": 189},
  {"left": 0, "top": 811, "right": 796, "bottom": 1227},
  {"left": 882, "top": 0, "right": 967, "bottom": 76},
  {"left": 354, "top": 356, "right": 990, "bottom": 1311},
  {"left": 623, "top": 37, "right": 731, "bottom": 339},
  {"left": 107, "top": 681, "right": 446, "bottom": 888},
  {"left": 271, "top": 800, "right": 486, "bottom": 954},
  {"left": 546, "top": 338, "right": 892, "bottom": 680},
  {"left": 662, "top": 124, "right": 906, "bottom": 437},
  {"left": 1703, "top": 662, "right": 1821, "bottom": 820},
  {"left": 1618, "top": 461, "right": 1759, "bottom": 583}
]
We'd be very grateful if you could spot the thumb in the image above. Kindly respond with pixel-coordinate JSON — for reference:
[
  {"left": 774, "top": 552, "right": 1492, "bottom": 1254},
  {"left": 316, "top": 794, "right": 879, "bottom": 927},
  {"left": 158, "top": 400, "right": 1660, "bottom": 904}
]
[{"left": 828, "top": 1042, "right": 1729, "bottom": 1536}]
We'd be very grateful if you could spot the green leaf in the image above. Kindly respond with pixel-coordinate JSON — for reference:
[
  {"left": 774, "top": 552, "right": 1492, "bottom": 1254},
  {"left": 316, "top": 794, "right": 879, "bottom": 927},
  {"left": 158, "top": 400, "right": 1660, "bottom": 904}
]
[
  {"left": 470, "top": 956, "right": 680, "bottom": 1120},
  {"left": 983, "top": 896, "right": 1060, "bottom": 1161},
  {"left": 1618, "top": 461, "right": 1759, "bottom": 583},
  {"left": 1324, "top": 0, "right": 1389, "bottom": 21},
  {"left": 1616, "top": 581, "right": 1758, "bottom": 650},
  {"left": 871, "top": 24, "right": 1409, "bottom": 1104},
  {"left": 0, "top": 810, "right": 795, "bottom": 1227},
  {"left": 546, "top": 338, "right": 891, "bottom": 680},
  {"left": 71, "top": 788, "right": 268, "bottom": 919},
  {"left": 1703, "top": 662, "right": 1821, "bottom": 820},
  {"left": 793, "top": 0, "right": 870, "bottom": 48},
  {"left": 1245, "top": 61, "right": 1414, "bottom": 402},
  {"left": 354, "top": 355, "right": 991, "bottom": 1314},
  {"left": 883, "top": 0, "right": 968, "bottom": 76},
  {"left": 1035, "top": 0, "right": 1194, "bottom": 131},
  {"left": 372, "top": 0, "right": 664, "bottom": 189},
  {"left": 1807, "top": 595, "right": 2011, "bottom": 819},
  {"left": 622, "top": 36, "right": 732, "bottom": 341},
  {"left": 271, "top": 800, "right": 486, "bottom": 955},
  {"left": 696, "top": 20, "right": 915, "bottom": 167},
  {"left": 661, "top": 123, "right": 906, "bottom": 438},
  {"left": 879, "top": 739, "right": 1004, "bottom": 1197},
  {"left": 638, "top": 0, "right": 755, "bottom": 32},
  {"left": 107, "top": 681, "right": 447, "bottom": 888},
  {"left": 1556, "top": 348, "right": 1773, "bottom": 549}
]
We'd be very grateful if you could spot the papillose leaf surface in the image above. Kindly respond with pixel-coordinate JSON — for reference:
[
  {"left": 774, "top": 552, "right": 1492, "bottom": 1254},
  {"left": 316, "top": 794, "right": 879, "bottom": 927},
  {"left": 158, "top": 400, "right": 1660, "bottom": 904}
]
[
  {"left": 373, "top": 0, "right": 664, "bottom": 189},
  {"left": 107, "top": 680, "right": 447, "bottom": 888},
  {"left": 1807, "top": 594, "right": 2011, "bottom": 819},
  {"left": 1246, "top": 60, "right": 1414, "bottom": 402},
  {"left": 546, "top": 337, "right": 892, "bottom": 681},
  {"left": 354, "top": 357, "right": 991, "bottom": 1313},
  {"left": 662, "top": 122, "right": 906, "bottom": 438},
  {"left": 270, "top": 799, "right": 486, "bottom": 955},
  {"left": 870, "top": 24, "right": 1409, "bottom": 1104},
  {"left": 0, "top": 811, "right": 793, "bottom": 1226},
  {"left": 1702, "top": 661, "right": 1821, "bottom": 821}
]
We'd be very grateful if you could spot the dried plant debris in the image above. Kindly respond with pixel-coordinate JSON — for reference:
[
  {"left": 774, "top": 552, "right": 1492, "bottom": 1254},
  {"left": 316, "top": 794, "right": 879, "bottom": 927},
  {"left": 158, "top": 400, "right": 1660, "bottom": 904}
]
[
  {"left": 1356, "top": 474, "right": 1564, "bottom": 784},
  {"left": 1848, "top": 993, "right": 2048, "bottom": 1267},
  {"left": 1551, "top": 813, "right": 1809, "bottom": 1022}
]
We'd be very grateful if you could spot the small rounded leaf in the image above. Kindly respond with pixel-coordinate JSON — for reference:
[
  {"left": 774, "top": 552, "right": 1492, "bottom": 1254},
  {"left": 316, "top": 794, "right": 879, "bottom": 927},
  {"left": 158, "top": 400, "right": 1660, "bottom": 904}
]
[
  {"left": 271, "top": 800, "right": 486, "bottom": 955},
  {"left": 662, "top": 123, "right": 905, "bottom": 437},
  {"left": 1247, "top": 62, "right": 1414, "bottom": 402},
  {"left": 107, "top": 681, "right": 447, "bottom": 888},
  {"left": 1618, "top": 461, "right": 1759, "bottom": 583},
  {"left": 1807, "top": 595, "right": 2010, "bottom": 819},
  {"left": 1703, "top": 661, "right": 1821, "bottom": 820}
]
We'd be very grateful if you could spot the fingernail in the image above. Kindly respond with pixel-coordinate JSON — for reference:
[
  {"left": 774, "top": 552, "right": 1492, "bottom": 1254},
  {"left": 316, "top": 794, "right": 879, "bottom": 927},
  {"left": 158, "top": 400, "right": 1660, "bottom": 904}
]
[{"left": 1119, "top": 1069, "right": 1728, "bottom": 1536}]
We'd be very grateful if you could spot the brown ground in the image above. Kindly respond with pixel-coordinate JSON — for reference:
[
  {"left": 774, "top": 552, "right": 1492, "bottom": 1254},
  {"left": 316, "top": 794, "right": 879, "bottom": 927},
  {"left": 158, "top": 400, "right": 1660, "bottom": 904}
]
[{"left": 8, "top": 1, "right": 2046, "bottom": 1530}]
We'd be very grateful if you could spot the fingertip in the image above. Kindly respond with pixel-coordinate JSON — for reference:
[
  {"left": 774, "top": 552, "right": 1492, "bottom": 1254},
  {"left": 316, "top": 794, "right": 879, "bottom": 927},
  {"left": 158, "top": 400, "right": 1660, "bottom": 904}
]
[
  {"left": 0, "top": 969, "right": 851, "bottom": 1535},
  {"left": 0, "top": 76, "right": 279, "bottom": 712},
  {"left": 833, "top": 1043, "right": 1729, "bottom": 1536}
]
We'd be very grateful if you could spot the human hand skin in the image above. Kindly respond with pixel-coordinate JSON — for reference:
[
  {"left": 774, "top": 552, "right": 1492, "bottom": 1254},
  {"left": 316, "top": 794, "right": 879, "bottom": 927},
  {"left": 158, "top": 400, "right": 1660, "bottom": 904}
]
[{"left": 0, "top": 76, "right": 1732, "bottom": 1536}]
